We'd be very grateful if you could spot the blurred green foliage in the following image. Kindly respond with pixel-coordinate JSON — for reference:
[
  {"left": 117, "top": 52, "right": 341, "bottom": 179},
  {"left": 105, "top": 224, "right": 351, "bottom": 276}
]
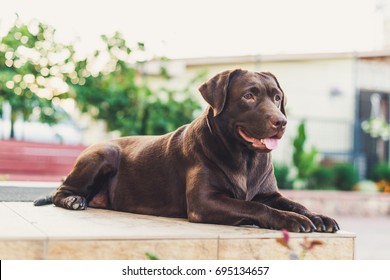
[
  {"left": 307, "top": 165, "right": 335, "bottom": 190},
  {"left": 292, "top": 121, "right": 318, "bottom": 180},
  {"left": 0, "top": 17, "right": 72, "bottom": 138},
  {"left": 69, "top": 32, "right": 202, "bottom": 136},
  {"left": 0, "top": 17, "right": 202, "bottom": 138},
  {"left": 370, "top": 162, "right": 390, "bottom": 182},
  {"left": 275, "top": 121, "right": 358, "bottom": 191},
  {"left": 307, "top": 163, "right": 358, "bottom": 191},
  {"left": 332, "top": 163, "right": 359, "bottom": 191},
  {"left": 275, "top": 121, "right": 317, "bottom": 190},
  {"left": 274, "top": 164, "right": 293, "bottom": 189}
]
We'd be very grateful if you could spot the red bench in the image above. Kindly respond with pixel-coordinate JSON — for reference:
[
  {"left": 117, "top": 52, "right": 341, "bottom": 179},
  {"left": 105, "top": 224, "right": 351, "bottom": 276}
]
[{"left": 0, "top": 140, "right": 86, "bottom": 182}]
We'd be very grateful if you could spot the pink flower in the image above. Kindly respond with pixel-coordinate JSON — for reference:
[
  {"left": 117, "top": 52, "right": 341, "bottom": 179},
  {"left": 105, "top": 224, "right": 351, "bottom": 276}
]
[
  {"left": 300, "top": 237, "right": 324, "bottom": 250},
  {"left": 276, "top": 228, "right": 291, "bottom": 249}
]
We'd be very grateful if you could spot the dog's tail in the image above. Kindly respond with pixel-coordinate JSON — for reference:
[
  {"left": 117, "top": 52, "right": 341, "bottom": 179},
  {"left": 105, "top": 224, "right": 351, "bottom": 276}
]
[{"left": 33, "top": 195, "right": 53, "bottom": 206}]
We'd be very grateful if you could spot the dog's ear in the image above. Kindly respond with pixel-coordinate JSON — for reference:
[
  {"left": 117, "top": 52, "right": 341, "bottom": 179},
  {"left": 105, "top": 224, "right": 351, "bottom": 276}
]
[
  {"left": 198, "top": 69, "right": 241, "bottom": 117},
  {"left": 262, "top": 72, "right": 287, "bottom": 117},
  {"left": 281, "top": 93, "right": 287, "bottom": 117}
]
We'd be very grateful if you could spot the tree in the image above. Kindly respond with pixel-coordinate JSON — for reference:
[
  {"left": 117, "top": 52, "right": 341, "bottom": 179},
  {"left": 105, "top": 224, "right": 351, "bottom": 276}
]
[
  {"left": 69, "top": 32, "right": 202, "bottom": 136},
  {"left": 1, "top": 18, "right": 201, "bottom": 140},
  {"left": 0, "top": 17, "right": 74, "bottom": 138}
]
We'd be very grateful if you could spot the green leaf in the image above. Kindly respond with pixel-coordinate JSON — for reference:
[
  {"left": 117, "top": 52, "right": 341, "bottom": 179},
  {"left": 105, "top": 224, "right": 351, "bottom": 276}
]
[{"left": 145, "top": 252, "right": 159, "bottom": 260}]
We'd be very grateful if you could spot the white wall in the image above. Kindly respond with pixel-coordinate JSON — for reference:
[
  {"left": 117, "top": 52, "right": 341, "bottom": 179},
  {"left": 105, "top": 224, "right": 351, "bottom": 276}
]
[{"left": 358, "top": 60, "right": 390, "bottom": 92}]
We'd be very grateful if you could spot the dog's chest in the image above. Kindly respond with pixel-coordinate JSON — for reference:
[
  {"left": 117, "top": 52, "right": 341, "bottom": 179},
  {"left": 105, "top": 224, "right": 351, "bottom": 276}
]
[
  {"left": 226, "top": 167, "right": 263, "bottom": 201},
  {"left": 225, "top": 155, "right": 271, "bottom": 201},
  {"left": 228, "top": 172, "right": 248, "bottom": 199}
]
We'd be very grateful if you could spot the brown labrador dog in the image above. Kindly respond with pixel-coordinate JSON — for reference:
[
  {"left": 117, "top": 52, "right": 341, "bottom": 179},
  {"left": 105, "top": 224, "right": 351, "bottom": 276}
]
[{"left": 35, "top": 69, "right": 339, "bottom": 233}]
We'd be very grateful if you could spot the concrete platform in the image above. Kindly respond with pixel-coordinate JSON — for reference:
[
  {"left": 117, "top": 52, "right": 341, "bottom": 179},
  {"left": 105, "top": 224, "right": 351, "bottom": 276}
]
[{"left": 0, "top": 202, "right": 355, "bottom": 260}]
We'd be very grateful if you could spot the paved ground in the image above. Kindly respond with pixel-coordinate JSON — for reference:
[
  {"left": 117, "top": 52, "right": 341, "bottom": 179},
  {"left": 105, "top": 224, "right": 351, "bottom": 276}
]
[
  {"left": 0, "top": 181, "right": 57, "bottom": 198},
  {"left": 0, "top": 184, "right": 389, "bottom": 259},
  {"left": 333, "top": 215, "right": 390, "bottom": 260},
  {"left": 0, "top": 186, "right": 55, "bottom": 202}
]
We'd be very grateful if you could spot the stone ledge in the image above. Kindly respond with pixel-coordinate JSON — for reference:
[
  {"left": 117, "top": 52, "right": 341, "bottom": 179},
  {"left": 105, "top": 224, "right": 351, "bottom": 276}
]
[
  {"left": 283, "top": 190, "right": 390, "bottom": 216},
  {"left": 0, "top": 202, "right": 355, "bottom": 260}
]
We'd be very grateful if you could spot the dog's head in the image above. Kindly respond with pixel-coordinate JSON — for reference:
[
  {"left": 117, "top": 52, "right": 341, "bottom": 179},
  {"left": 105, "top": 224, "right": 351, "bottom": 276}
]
[{"left": 199, "top": 69, "right": 287, "bottom": 152}]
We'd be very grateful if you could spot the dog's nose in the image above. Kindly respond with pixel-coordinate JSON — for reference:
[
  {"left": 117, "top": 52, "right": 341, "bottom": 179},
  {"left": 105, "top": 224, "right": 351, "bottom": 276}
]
[{"left": 270, "top": 115, "right": 287, "bottom": 130}]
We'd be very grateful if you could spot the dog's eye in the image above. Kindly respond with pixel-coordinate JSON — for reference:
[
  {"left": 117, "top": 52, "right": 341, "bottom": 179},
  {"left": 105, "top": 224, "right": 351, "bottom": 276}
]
[
  {"left": 243, "top": 93, "right": 255, "bottom": 100},
  {"left": 275, "top": 94, "right": 282, "bottom": 102}
]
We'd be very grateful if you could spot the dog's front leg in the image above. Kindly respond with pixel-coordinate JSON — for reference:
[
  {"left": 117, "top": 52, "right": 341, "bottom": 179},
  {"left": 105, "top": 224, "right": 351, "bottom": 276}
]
[
  {"left": 254, "top": 192, "right": 340, "bottom": 233},
  {"left": 186, "top": 187, "right": 316, "bottom": 233}
]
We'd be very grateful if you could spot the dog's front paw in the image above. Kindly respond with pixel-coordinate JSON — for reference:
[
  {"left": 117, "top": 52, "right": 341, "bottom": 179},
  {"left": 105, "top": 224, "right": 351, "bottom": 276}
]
[
  {"left": 63, "top": 196, "right": 87, "bottom": 210},
  {"left": 308, "top": 214, "right": 340, "bottom": 233},
  {"left": 276, "top": 212, "right": 317, "bottom": 233}
]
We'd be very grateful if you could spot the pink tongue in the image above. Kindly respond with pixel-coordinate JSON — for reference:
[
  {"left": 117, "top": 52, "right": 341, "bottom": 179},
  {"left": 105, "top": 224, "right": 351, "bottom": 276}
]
[
  {"left": 263, "top": 138, "right": 279, "bottom": 150},
  {"left": 237, "top": 128, "right": 279, "bottom": 150}
]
